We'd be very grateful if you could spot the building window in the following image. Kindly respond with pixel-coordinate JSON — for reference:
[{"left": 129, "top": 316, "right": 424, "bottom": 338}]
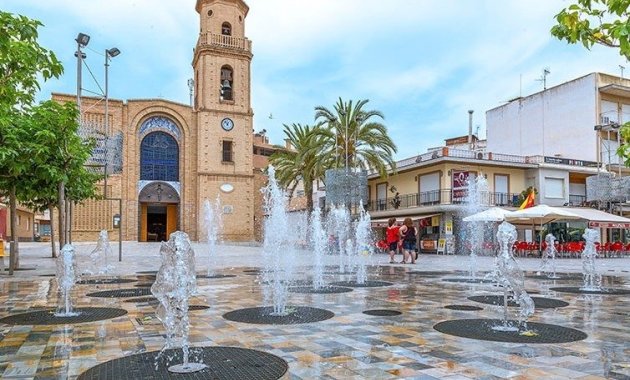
[
  {"left": 545, "top": 177, "right": 565, "bottom": 199},
  {"left": 494, "top": 174, "right": 509, "bottom": 206},
  {"left": 222, "top": 140, "right": 233, "bottom": 162},
  {"left": 26, "top": 218, "right": 30, "bottom": 231},
  {"left": 18, "top": 215, "right": 21, "bottom": 226},
  {"left": 220, "top": 65, "right": 233, "bottom": 101},
  {"left": 222, "top": 22, "right": 232, "bottom": 35},
  {"left": 140, "top": 132, "right": 179, "bottom": 182}
]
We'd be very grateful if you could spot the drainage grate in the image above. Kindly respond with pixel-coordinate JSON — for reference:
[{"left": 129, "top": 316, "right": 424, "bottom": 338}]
[
  {"left": 123, "top": 297, "right": 156, "bottom": 303},
  {"left": 468, "top": 295, "right": 569, "bottom": 309},
  {"left": 87, "top": 288, "right": 152, "bottom": 298},
  {"left": 134, "top": 283, "right": 154, "bottom": 288},
  {"left": 0, "top": 307, "right": 127, "bottom": 325},
  {"left": 442, "top": 278, "right": 497, "bottom": 284},
  {"left": 550, "top": 287, "right": 630, "bottom": 295},
  {"left": 408, "top": 271, "right": 452, "bottom": 276},
  {"left": 136, "top": 271, "right": 158, "bottom": 275},
  {"left": 363, "top": 309, "right": 402, "bottom": 316},
  {"left": 76, "top": 278, "right": 137, "bottom": 285},
  {"left": 526, "top": 274, "right": 583, "bottom": 280},
  {"left": 223, "top": 306, "right": 334, "bottom": 325},
  {"left": 289, "top": 286, "right": 353, "bottom": 294},
  {"left": 330, "top": 280, "right": 393, "bottom": 288},
  {"left": 434, "top": 319, "right": 587, "bottom": 344},
  {"left": 77, "top": 346, "right": 288, "bottom": 380},
  {"left": 444, "top": 305, "right": 484, "bottom": 311},
  {"left": 197, "top": 274, "right": 237, "bottom": 279},
  {"left": 4, "top": 268, "right": 36, "bottom": 271}
]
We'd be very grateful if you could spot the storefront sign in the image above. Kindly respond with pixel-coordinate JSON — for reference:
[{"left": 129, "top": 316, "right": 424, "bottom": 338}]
[
  {"left": 437, "top": 238, "right": 446, "bottom": 254},
  {"left": 445, "top": 220, "right": 453, "bottom": 235},
  {"left": 452, "top": 170, "right": 472, "bottom": 199},
  {"left": 589, "top": 221, "right": 630, "bottom": 229},
  {"left": 544, "top": 156, "right": 599, "bottom": 168}
]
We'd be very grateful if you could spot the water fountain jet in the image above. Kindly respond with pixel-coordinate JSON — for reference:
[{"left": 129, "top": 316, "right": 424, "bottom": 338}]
[
  {"left": 55, "top": 244, "right": 80, "bottom": 317},
  {"left": 151, "top": 231, "right": 206, "bottom": 373}
]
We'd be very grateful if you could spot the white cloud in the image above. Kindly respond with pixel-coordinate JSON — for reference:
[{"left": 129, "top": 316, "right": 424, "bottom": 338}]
[{"left": 4, "top": 0, "right": 627, "bottom": 160}]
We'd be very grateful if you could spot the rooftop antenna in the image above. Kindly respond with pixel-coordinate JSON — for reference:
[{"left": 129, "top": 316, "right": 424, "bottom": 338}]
[
  {"left": 620, "top": 65, "right": 625, "bottom": 79},
  {"left": 536, "top": 68, "right": 551, "bottom": 90}
]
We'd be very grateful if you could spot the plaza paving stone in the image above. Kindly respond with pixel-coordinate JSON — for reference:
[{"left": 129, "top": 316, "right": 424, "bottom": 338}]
[{"left": 0, "top": 241, "right": 628, "bottom": 379}]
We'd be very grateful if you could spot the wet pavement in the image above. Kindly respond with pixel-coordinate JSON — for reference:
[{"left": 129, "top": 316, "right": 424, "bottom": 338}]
[{"left": 0, "top": 242, "right": 629, "bottom": 379}]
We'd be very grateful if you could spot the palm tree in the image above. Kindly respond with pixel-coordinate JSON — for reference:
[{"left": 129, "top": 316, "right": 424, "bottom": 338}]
[
  {"left": 313, "top": 98, "right": 397, "bottom": 178},
  {"left": 269, "top": 123, "right": 328, "bottom": 212}
]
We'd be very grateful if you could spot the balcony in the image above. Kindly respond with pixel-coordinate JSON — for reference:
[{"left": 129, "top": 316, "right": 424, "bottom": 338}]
[
  {"left": 368, "top": 189, "right": 522, "bottom": 212},
  {"left": 196, "top": 33, "right": 252, "bottom": 53}
]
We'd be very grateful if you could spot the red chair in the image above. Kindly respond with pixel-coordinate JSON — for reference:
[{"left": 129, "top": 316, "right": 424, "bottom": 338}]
[
  {"left": 609, "top": 241, "right": 624, "bottom": 258},
  {"left": 625, "top": 243, "right": 630, "bottom": 257}
]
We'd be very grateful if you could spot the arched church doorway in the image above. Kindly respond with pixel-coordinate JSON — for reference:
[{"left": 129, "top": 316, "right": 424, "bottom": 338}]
[{"left": 138, "top": 182, "right": 180, "bottom": 242}]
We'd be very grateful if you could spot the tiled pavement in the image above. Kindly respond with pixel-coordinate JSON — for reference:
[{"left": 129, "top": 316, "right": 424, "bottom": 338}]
[{"left": 0, "top": 242, "right": 628, "bottom": 379}]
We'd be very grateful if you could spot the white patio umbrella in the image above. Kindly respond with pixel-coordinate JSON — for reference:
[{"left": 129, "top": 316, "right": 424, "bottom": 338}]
[
  {"left": 505, "top": 205, "right": 582, "bottom": 254},
  {"left": 504, "top": 204, "right": 581, "bottom": 225},
  {"left": 463, "top": 207, "right": 512, "bottom": 222}
]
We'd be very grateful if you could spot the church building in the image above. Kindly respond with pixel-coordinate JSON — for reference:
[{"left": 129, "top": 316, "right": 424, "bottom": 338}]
[{"left": 53, "top": 0, "right": 261, "bottom": 242}]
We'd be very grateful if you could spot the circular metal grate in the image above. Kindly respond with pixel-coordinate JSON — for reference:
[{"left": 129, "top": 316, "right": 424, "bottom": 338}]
[
  {"left": 443, "top": 278, "right": 497, "bottom": 284},
  {"left": 468, "top": 295, "right": 569, "bottom": 309},
  {"left": 526, "top": 274, "right": 583, "bottom": 280},
  {"left": 330, "top": 280, "right": 393, "bottom": 288},
  {"left": 134, "top": 283, "right": 154, "bottom": 288},
  {"left": 550, "top": 287, "right": 630, "bottom": 295},
  {"left": 77, "top": 346, "right": 288, "bottom": 380},
  {"left": 123, "top": 297, "right": 156, "bottom": 303},
  {"left": 87, "top": 288, "right": 152, "bottom": 298},
  {"left": 444, "top": 305, "right": 484, "bottom": 311},
  {"left": 0, "top": 307, "right": 127, "bottom": 325},
  {"left": 289, "top": 286, "right": 353, "bottom": 294},
  {"left": 76, "top": 278, "right": 137, "bottom": 285},
  {"left": 408, "top": 271, "right": 453, "bottom": 276},
  {"left": 197, "top": 274, "right": 237, "bottom": 279},
  {"left": 223, "top": 306, "right": 334, "bottom": 325},
  {"left": 363, "top": 309, "right": 402, "bottom": 316},
  {"left": 434, "top": 319, "right": 587, "bottom": 344}
]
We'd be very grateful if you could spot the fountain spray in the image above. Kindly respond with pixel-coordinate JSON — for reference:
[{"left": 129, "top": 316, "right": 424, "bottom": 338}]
[
  {"left": 493, "top": 221, "right": 535, "bottom": 331},
  {"left": 152, "top": 231, "right": 206, "bottom": 373},
  {"left": 55, "top": 244, "right": 80, "bottom": 317},
  {"left": 203, "top": 196, "right": 223, "bottom": 276},
  {"left": 580, "top": 228, "right": 602, "bottom": 291}
]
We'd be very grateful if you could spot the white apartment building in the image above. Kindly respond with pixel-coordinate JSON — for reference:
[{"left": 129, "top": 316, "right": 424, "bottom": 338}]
[{"left": 487, "top": 72, "right": 629, "bottom": 168}]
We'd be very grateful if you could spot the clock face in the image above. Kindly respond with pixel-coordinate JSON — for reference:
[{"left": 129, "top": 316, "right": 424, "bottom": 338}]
[{"left": 221, "top": 118, "right": 234, "bottom": 131}]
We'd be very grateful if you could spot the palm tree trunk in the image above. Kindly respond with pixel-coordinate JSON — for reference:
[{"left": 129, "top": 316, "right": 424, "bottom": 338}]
[
  {"left": 58, "top": 181, "right": 66, "bottom": 249},
  {"left": 305, "top": 179, "right": 314, "bottom": 212},
  {"left": 8, "top": 184, "right": 18, "bottom": 274},
  {"left": 48, "top": 204, "right": 57, "bottom": 258}
]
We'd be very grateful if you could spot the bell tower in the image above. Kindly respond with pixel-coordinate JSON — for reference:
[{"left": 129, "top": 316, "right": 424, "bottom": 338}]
[{"left": 193, "top": 0, "right": 254, "bottom": 241}]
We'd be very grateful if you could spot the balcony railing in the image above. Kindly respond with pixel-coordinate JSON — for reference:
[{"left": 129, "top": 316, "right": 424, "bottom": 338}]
[
  {"left": 378, "top": 147, "right": 602, "bottom": 176},
  {"left": 568, "top": 194, "right": 587, "bottom": 206},
  {"left": 368, "top": 189, "right": 522, "bottom": 212},
  {"left": 197, "top": 33, "right": 252, "bottom": 53}
]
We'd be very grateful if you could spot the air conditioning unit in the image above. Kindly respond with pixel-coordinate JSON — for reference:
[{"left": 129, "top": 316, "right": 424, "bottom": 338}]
[{"left": 601, "top": 116, "right": 611, "bottom": 125}]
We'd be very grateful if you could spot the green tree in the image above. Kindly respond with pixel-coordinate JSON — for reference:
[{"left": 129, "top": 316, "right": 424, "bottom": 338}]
[
  {"left": 0, "top": 11, "right": 63, "bottom": 274},
  {"left": 29, "top": 101, "right": 99, "bottom": 252},
  {"left": 550, "top": 0, "right": 630, "bottom": 165},
  {"left": 313, "top": 98, "right": 397, "bottom": 178},
  {"left": 269, "top": 123, "right": 328, "bottom": 212}
]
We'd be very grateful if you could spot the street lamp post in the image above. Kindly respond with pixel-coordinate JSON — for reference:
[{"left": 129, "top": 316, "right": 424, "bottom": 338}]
[
  {"left": 69, "top": 32, "right": 90, "bottom": 245},
  {"left": 104, "top": 47, "right": 120, "bottom": 199}
]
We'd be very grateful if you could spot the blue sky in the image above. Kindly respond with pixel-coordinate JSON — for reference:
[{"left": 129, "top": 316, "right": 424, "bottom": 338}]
[{"left": 3, "top": 0, "right": 627, "bottom": 160}]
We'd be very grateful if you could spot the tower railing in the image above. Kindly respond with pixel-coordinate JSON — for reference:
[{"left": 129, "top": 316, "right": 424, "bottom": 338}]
[{"left": 197, "top": 32, "right": 252, "bottom": 52}]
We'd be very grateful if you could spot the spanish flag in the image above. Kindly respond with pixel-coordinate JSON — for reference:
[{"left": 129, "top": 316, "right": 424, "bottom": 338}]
[{"left": 519, "top": 190, "right": 535, "bottom": 210}]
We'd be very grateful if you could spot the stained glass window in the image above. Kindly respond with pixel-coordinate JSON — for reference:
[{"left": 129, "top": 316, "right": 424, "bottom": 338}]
[{"left": 140, "top": 132, "right": 179, "bottom": 181}]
